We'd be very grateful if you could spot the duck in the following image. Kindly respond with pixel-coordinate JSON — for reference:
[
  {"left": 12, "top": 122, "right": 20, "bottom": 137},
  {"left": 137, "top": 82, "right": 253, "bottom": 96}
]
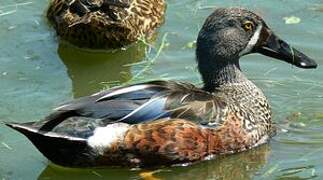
[
  {"left": 6, "top": 8, "right": 317, "bottom": 167},
  {"left": 46, "top": 0, "right": 166, "bottom": 49}
]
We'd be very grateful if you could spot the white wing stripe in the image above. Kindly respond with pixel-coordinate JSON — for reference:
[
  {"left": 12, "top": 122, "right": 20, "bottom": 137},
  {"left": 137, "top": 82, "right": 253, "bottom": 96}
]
[
  {"left": 118, "top": 96, "right": 164, "bottom": 121},
  {"left": 96, "top": 84, "right": 160, "bottom": 102}
]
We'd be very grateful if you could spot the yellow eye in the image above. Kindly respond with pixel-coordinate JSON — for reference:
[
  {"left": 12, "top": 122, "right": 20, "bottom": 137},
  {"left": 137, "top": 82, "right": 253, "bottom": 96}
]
[{"left": 243, "top": 21, "right": 254, "bottom": 31}]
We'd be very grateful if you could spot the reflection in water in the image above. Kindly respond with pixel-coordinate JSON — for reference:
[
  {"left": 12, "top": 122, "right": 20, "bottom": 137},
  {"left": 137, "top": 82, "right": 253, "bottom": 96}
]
[
  {"left": 58, "top": 42, "right": 146, "bottom": 98},
  {"left": 38, "top": 144, "right": 270, "bottom": 180},
  {"left": 161, "top": 144, "right": 271, "bottom": 180},
  {"left": 38, "top": 165, "right": 139, "bottom": 180}
]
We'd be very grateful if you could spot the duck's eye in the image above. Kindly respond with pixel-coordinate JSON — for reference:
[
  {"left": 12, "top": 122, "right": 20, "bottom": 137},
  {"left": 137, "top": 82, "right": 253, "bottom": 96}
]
[{"left": 243, "top": 21, "right": 254, "bottom": 31}]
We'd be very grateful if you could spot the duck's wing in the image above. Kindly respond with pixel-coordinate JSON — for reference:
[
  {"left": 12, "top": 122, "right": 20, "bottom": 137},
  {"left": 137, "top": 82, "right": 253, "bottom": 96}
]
[
  {"left": 26, "top": 80, "right": 227, "bottom": 132},
  {"left": 38, "top": 81, "right": 169, "bottom": 131}
]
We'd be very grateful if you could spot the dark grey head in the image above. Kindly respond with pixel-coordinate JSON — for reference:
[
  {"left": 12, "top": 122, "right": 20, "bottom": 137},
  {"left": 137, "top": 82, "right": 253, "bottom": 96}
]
[{"left": 196, "top": 8, "right": 317, "bottom": 86}]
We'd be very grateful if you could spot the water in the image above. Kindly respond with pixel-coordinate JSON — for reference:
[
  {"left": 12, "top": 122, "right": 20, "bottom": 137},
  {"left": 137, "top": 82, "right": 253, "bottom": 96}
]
[{"left": 1, "top": 0, "right": 323, "bottom": 179}]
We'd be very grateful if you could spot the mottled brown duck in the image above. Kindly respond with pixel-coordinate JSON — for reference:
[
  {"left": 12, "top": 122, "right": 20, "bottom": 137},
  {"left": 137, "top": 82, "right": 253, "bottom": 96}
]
[
  {"left": 6, "top": 8, "right": 317, "bottom": 167},
  {"left": 47, "top": 0, "right": 166, "bottom": 49}
]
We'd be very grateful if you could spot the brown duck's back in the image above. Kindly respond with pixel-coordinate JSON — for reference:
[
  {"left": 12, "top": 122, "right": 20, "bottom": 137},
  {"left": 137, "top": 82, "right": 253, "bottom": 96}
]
[{"left": 47, "top": 0, "right": 166, "bottom": 49}]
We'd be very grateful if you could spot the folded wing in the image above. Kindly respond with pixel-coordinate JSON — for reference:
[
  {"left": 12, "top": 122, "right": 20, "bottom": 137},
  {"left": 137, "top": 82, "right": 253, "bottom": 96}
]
[{"left": 38, "top": 81, "right": 228, "bottom": 133}]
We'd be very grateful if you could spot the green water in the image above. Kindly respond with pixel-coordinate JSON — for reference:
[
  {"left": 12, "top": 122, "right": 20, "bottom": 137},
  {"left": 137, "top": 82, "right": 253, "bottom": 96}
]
[{"left": 1, "top": 0, "right": 323, "bottom": 179}]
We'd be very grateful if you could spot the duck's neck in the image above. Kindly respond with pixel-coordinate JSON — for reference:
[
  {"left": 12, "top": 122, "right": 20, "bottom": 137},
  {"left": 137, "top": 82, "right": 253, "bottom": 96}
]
[{"left": 198, "top": 57, "right": 249, "bottom": 92}]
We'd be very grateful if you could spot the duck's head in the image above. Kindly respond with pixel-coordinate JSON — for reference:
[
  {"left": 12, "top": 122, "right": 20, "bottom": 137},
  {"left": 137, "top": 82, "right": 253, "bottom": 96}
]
[{"left": 196, "top": 8, "right": 317, "bottom": 71}]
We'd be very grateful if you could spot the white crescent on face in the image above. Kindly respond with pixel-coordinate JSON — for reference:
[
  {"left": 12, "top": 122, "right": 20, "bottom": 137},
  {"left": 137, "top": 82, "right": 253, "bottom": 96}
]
[{"left": 239, "top": 24, "right": 263, "bottom": 56}]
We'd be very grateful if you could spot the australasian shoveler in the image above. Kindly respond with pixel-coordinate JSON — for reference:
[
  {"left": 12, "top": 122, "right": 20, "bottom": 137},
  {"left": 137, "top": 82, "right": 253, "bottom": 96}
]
[
  {"left": 6, "top": 8, "right": 317, "bottom": 167},
  {"left": 47, "top": 0, "right": 166, "bottom": 49}
]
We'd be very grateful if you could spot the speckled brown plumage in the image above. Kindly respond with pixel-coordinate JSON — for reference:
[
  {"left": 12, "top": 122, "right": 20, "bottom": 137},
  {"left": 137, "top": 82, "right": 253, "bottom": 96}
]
[
  {"left": 100, "top": 111, "right": 272, "bottom": 166},
  {"left": 47, "top": 0, "right": 166, "bottom": 48}
]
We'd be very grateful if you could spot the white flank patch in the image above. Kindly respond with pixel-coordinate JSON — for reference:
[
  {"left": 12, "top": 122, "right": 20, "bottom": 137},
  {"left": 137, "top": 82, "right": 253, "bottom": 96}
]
[
  {"left": 87, "top": 123, "right": 130, "bottom": 154},
  {"left": 239, "top": 24, "right": 263, "bottom": 56}
]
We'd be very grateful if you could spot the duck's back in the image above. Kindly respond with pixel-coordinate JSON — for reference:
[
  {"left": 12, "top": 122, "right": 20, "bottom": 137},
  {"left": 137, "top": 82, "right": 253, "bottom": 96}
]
[{"left": 47, "top": 0, "right": 166, "bottom": 48}]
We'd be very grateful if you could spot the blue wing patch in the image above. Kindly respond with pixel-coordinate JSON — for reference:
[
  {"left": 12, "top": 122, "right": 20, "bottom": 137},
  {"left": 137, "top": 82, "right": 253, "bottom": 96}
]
[{"left": 119, "top": 96, "right": 170, "bottom": 124}]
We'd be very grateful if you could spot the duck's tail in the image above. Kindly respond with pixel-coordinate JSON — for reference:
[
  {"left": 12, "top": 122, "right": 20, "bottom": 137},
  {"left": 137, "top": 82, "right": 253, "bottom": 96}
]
[{"left": 5, "top": 122, "right": 95, "bottom": 167}]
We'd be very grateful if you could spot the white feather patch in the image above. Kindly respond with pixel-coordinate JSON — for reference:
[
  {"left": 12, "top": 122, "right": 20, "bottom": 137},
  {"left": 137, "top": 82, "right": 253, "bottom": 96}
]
[
  {"left": 239, "top": 24, "right": 263, "bottom": 56},
  {"left": 53, "top": 104, "right": 69, "bottom": 111},
  {"left": 87, "top": 123, "right": 129, "bottom": 154},
  {"left": 96, "top": 84, "right": 159, "bottom": 102}
]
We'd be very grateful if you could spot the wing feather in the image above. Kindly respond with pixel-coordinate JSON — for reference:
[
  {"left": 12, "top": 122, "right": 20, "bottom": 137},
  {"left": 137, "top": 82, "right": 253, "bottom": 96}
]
[{"left": 38, "top": 80, "right": 228, "bottom": 132}]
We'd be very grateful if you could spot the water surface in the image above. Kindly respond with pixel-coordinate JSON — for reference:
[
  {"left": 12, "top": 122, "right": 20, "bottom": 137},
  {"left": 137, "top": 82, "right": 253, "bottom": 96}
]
[{"left": 1, "top": 0, "right": 323, "bottom": 179}]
